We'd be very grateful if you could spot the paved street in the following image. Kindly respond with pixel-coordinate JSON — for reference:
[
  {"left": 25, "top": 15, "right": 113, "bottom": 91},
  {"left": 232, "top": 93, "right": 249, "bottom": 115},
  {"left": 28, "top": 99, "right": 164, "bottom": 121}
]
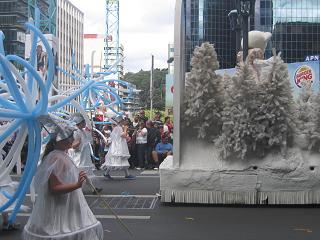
[{"left": 2, "top": 169, "right": 320, "bottom": 240}]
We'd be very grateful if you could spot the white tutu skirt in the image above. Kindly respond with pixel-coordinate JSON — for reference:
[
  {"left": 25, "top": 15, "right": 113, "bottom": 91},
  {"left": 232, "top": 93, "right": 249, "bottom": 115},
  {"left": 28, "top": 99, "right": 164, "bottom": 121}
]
[
  {"left": 102, "top": 155, "right": 130, "bottom": 171},
  {"left": 101, "top": 125, "right": 131, "bottom": 171},
  {"left": 23, "top": 221, "right": 103, "bottom": 240}
]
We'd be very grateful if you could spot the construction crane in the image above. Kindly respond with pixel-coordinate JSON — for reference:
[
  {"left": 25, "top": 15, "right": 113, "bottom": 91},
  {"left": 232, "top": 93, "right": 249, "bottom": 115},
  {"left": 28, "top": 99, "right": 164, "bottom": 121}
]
[
  {"left": 28, "top": 0, "right": 56, "bottom": 35},
  {"left": 105, "top": 0, "right": 120, "bottom": 79}
]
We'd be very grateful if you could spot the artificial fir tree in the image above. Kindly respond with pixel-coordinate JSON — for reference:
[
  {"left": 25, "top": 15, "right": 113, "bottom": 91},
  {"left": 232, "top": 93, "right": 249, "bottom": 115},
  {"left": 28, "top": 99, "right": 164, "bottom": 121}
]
[
  {"left": 251, "top": 52, "right": 296, "bottom": 155},
  {"left": 218, "top": 61, "right": 261, "bottom": 159},
  {"left": 295, "top": 80, "right": 315, "bottom": 150},
  {"left": 184, "top": 42, "right": 223, "bottom": 140},
  {"left": 218, "top": 51, "right": 296, "bottom": 159},
  {"left": 221, "top": 72, "right": 233, "bottom": 98},
  {"left": 309, "top": 89, "right": 320, "bottom": 151}
]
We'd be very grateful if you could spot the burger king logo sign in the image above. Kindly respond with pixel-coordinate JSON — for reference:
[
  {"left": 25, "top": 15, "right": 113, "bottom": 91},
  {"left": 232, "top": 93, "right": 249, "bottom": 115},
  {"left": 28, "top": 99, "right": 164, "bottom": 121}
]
[{"left": 294, "top": 65, "right": 314, "bottom": 88}]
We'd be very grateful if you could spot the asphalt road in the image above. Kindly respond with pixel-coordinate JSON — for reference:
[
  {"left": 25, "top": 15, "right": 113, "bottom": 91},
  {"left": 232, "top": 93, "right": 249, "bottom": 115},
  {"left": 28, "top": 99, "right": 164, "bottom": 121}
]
[{"left": 2, "top": 169, "right": 320, "bottom": 240}]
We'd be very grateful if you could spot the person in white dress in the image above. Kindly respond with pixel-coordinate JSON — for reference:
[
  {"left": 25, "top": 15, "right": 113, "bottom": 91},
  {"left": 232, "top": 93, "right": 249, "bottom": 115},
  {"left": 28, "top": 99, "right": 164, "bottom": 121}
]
[
  {"left": 102, "top": 116, "right": 135, "bottom": 180},
  {"left": 71, "top": 114, "right": 102, "bottom": 194},
  {"left": 71, "top": 114, "right": 94, "bottom": 167},
  {"left": 23, "top": 126, "right": 103, "bottom": 240}
]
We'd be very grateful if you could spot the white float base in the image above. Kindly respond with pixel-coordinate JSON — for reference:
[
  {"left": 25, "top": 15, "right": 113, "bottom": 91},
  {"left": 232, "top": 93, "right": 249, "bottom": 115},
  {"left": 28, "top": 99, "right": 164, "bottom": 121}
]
[{"left": 160, "top": 139, "right": 320, "bottom": 205}]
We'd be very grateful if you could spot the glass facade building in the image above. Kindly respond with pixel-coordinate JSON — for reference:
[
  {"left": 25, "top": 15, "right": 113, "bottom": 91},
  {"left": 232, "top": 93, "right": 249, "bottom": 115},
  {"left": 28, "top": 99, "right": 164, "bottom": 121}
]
[
  {"left": 274, "top": 0, "right": 320, "bottom": 63},
  {"left": 0, "top": 0, "right": 28, "bottom": 58},
  {"left": 0, "top": 0, "right": 52, "bottom": 61},
  {"left": 185, "top": 0, "right": 320, "bottom": 71},
  {"left": 184, "top": 0, "right": 239, "bottom": 71},
  {"left": 256, "top": 0, "right": 320, "bottom": 63}
]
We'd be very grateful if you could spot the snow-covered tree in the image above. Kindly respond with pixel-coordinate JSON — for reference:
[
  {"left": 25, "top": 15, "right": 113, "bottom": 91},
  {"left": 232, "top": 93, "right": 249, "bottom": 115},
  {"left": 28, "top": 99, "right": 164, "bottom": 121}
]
[
  {"left": 309, "top": 90, "right": 320, "bottom": 151},
  {"left": 251, "top": 52, "right": 296, "bottom": 155},
  {"left": 221, "top": 72, "right": 233, "bottom": 97},
  {"left": 217, "top": 61, "right": 260, "bottom": 159},
  {"left": 218, "top": 51, "right": 296, "bottom": 160},
  {"left": 295, "top": 80, "right": 315, "bottom": 149},
  {"left": 184, "top": 42, "right": 223, "bottom": 140}
]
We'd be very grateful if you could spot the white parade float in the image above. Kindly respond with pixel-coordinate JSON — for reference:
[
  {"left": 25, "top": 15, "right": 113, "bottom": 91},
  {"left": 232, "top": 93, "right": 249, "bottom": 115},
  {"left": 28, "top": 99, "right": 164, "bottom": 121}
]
[{"left": 160, "top": 0, "right": 320, "bottom": 205}]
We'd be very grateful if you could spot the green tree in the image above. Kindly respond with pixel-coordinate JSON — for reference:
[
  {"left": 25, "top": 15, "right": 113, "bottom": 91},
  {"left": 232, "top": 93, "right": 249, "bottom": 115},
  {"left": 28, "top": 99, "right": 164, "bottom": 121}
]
[{"left": 124, "top": 68, "right": 167, "bottom": 110}]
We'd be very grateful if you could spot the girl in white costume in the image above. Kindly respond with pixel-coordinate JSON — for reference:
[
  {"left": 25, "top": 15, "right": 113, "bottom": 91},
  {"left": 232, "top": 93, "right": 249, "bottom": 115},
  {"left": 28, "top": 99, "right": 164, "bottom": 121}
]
[
  {"left": 23, "top": 127, "right": 103, "bottom": 240},
  {"left": 102, "top": 116, "right": 135, "bottom": 179},
  {"left": 71, "top": 114, "right": 94, "bottom": 170},
  {"left": 70, "top": 114, "right": 102, "bottom": 193}
]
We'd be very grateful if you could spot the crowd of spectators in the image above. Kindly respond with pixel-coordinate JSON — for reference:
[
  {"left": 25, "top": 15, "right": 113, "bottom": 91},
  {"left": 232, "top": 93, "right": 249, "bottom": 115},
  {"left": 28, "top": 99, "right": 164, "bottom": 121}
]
[
  {"left": 93, "top": 109, "right": 173, "bottom": 170},
  {"left": 0, "top": 109, "right": 173, "bottom": 173}
]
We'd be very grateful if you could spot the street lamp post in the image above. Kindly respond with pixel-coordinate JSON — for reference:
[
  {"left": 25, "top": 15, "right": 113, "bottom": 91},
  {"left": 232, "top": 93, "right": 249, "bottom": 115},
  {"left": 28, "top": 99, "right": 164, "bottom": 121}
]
[
  {"left": 150, "top": 54, "right": 154, "bottom": 119},
  {"left": 228, "top": 9, "right": 241, "bottom": 59},
  {"left": 238, "top": 0, "right": 256, "bottom": 61}
]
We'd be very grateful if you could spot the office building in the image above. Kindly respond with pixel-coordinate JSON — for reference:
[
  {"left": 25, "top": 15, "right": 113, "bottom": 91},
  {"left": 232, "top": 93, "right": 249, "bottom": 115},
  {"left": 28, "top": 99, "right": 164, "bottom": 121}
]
[
  {"left": 56, "top": 0, "right": 84, "bottom": 95},
  {"left": 185, "top": 0, "right": 320, "bottom": 70},
  {"left": 184, "top": 0, "right": 239, "bottom": 71},
  {"left": 0, "top": 0, "right": 54, "bottom": 63},
  {"left": 255, "top": 0, "right": 320, "bottom": 63}
]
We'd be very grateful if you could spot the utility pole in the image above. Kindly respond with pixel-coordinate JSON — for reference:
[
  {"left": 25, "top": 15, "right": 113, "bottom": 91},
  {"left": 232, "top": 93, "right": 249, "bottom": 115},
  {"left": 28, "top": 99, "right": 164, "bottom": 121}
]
[
  {"left": 150, "top": 54, "right": 154, "bottom": 119},
  {"left": 242, "top": 14, "right": 249, "bottom": 61}
]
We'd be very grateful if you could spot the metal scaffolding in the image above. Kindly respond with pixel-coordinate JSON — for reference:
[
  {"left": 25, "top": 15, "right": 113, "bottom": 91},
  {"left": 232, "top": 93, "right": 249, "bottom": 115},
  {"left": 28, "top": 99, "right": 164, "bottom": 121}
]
[
  {"left": 28, "top": 0, "right": 56, "bottom": 35},
  {"left": 104, "top": 0, "right": 120, "bottom": 78}
]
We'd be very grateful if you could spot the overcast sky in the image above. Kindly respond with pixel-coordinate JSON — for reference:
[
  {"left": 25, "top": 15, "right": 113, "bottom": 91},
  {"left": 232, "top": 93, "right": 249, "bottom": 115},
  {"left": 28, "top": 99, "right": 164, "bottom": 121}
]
[{"left": 69, "top": 0, "right": 175, "bottom": 73}]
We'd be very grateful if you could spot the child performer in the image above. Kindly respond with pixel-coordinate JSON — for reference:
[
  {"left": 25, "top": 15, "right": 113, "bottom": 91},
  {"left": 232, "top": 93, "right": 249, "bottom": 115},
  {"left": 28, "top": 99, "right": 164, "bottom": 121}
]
[
  {"left": 71, "top": 114, "right": 102, "bottom": 194},
  {"left": 23, "top": 126, "right": 103, "bottom": 239},
  {"left": 102, "top": 116, "right": 135, "bottom": 179}
]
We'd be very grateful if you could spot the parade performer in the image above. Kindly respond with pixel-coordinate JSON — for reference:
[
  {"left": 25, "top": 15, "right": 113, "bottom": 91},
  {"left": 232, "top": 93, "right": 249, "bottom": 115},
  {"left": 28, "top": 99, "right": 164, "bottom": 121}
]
[
  {"left": 102, "top": 116, "right": 135, "bottom": 179},
  {"left": 71, "top": 113, "right": 102, "bottom": 194},
  {"left": 23, "top": 126, "right": 103, "bottom": 240},
  {"left": 71, "top": 113, "right": 93, "bottom": 167}
]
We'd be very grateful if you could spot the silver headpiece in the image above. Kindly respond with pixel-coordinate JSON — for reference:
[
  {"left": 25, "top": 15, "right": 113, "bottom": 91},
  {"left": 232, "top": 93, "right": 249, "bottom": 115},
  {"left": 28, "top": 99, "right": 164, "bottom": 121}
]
[
  {"left": 70, "top": 113, "right": 85, "bottom": 125},
  {"left": 38, "top": 114, "right": 76, "bottom": 142},
  {"left": 113, "top": 115, "right": 123, "bottom": 124}
]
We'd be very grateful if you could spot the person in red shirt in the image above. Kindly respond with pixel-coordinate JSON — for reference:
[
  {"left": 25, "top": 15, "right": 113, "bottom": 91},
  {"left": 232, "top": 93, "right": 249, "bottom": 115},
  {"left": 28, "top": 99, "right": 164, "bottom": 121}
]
[{"left": 163, "top": 116, "right": 173, "bottom": 143}]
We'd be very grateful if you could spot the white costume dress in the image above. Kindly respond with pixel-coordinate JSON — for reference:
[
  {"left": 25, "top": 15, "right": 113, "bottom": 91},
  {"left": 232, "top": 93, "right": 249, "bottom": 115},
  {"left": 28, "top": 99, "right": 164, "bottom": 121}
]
[
  {"left": 70, "top": 128, "right": 95, "bottom": 179},
  {"left": 102, "top": 125, "right": 130, "bottom": 170},
  {"left": 23, "top": 150, "right": 103, "bottom": 240}
]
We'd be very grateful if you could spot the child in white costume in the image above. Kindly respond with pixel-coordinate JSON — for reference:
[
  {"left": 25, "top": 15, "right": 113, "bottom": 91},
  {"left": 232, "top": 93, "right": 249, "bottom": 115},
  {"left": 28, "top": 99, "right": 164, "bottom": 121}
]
[
  {"left": 70, "top": 114, "right": 102, "bottom": 193},
  {"left": 23, "top": 127, "right": 103, "bottom": 240},
  {"left": 102, "top": 116, "right": 135, "bottom": 179},
  {"left": 71, "top": 114, "right": 94, "bottom": 168}
]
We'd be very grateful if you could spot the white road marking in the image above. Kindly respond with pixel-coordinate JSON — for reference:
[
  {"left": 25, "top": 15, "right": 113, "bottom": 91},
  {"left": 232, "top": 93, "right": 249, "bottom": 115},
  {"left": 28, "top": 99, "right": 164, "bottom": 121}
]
[
  {"left": 95, "top": 215, "right": 150, "bottom": 220},
  {"left": 96, "top": 175, "right": 159, "bottom": 179},
  {"left": 17, "top": 213, "right": 151, "bottom": 220},
  {"left": 140, "top": 170, "right": 159, "bottom": 175}
]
